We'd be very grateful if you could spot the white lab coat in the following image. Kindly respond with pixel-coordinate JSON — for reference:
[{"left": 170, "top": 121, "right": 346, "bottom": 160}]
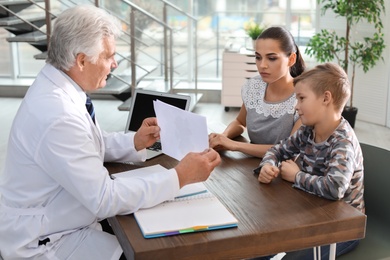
[{"left": 0, "top": 64, "right": 180, "bottom": 259}]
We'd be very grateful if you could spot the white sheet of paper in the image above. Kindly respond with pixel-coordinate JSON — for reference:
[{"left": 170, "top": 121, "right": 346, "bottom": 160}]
[{"left": 153, "top": 100, "right": 208, "bottom": 161}]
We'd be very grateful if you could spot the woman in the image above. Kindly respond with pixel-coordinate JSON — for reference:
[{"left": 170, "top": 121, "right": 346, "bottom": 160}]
[{"left": 209, "top": 26, "right": 305, "bottom": 158}]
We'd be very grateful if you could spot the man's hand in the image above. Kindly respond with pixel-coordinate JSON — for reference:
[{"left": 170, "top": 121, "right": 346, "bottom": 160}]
[
  {"left": 134, "top": 117, "right": 160, "bottom": 151},
  {"left": 175, "top": 148, "right": 221, "bottom": 188},
  {"left": 258, "top": 164, "right": 280, "bottom": 184}
]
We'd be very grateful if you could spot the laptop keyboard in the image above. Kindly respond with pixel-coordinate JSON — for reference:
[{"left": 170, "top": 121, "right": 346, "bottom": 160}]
[{"left": 148, "top": 142, "right": 162, "bottom": 151}]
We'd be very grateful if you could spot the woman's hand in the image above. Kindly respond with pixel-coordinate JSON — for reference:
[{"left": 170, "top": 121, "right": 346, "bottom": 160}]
[{"left": 209, "top": 133, "right": 236, "bottom": 151}]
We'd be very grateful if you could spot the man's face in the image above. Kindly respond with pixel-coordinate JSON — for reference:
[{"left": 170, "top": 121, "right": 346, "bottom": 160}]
[{"left": 81, "top": 36, "right": 117, "bottom": 92}]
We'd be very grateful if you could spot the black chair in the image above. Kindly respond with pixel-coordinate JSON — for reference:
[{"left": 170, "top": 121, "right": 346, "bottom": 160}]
[{"left": 338, "top": 143, "right": 390, "bottom": 259}]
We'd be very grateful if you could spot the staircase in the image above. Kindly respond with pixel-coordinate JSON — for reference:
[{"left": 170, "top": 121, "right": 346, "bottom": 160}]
[
  {"left": 0, "top": 0, "right": 151, "bottom": 103},
  {"left": 0, "top": 0, "right": 203, "bottom": 110},
  {"left": 0, "top": 1, "right": 49, "bottom": 51}
]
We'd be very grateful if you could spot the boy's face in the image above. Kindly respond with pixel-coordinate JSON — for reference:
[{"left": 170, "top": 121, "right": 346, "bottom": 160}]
[{"left": 295, "top": 81, "right": 325, "bottom": 126}]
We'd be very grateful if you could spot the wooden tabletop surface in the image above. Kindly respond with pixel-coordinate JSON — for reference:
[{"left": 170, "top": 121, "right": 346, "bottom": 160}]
[{"left": 107, "top": 150, "right": 366, "bottom": 260}]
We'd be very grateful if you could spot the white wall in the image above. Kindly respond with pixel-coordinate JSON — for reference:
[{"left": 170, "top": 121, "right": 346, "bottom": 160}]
[
  {"left": 319, "top": 2, "right": 390, "bottom": 127},
  {"left": 387, "top": 3, "right": 390, "bottom": 128}
]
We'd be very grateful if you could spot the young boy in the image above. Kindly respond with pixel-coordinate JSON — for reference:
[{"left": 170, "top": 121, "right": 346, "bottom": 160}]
[{"left": 257, "top": 63, "right": 364, "bottom": 259}]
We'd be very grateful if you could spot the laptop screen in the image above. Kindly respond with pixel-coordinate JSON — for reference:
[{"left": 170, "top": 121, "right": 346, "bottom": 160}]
[{"left": 126, "top": 89, "right": 191, "bottom": 132}]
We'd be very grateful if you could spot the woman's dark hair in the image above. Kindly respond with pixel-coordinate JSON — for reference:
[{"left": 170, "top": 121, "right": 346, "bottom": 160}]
[{"left": 257, "top": 26, "right": 306, "bottom": 77}]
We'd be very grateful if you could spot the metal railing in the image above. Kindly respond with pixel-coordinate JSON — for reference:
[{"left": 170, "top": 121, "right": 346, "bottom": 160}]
[
  {"left": 161, "top": 0, "right": 198, "bottom": 94},
  {"left": 122, "top": 0, "right": 174, "bottom": 95},
  {"left": 1, "top": 1, "right": 316, "bottom": 89},
  {"left": 0, "top": 0, "right": 56, "bottom": 46}
]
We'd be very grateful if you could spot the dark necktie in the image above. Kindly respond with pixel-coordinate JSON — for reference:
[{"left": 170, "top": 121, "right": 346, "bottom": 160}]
[{"left": 85, "top": 95, "right": 95, "bottom": 124}]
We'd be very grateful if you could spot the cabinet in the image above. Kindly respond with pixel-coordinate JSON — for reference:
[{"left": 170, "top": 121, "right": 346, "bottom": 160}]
[{"left": 222, "top": 49, "right": 258, "bottom": 111}]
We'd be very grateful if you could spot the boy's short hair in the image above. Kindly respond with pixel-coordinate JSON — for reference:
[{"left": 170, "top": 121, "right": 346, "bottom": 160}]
[{"left": 293, "top": 63, "right": 351, "bottom": 112}]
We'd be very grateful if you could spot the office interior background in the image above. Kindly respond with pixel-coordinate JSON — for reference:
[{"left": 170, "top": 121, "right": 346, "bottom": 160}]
[
  {"left": 1, "top": 0, "right": 389, "bottom": 147},
  {"left": 1, "top": 2, "right": 390, "bottom": 259}
]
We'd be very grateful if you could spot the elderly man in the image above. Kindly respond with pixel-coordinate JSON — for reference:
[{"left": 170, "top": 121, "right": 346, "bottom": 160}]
[{"left": 0, "top": 5, "right": 220, "bottom": 259}]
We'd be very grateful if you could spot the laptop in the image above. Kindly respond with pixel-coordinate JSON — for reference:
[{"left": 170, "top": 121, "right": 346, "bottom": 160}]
[{"left": 125, "top": 89, "right": 191, "bottom": 160}]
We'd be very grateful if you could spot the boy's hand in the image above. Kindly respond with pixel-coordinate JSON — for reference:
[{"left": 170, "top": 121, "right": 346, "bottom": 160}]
[
  {"left": 280, "top": 160, "right": 300, "bottom": 183},
  {"left": 258, "top": 164, "right": 280, "bottom": 184}
]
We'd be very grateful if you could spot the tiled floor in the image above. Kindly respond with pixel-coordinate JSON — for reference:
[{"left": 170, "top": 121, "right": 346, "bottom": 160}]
[{"left": 1, "top": 97, "right": 390, "bottom": 175}]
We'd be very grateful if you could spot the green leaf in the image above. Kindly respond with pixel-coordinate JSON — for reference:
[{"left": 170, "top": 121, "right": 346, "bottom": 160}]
[{"left": 312, "top": 0, "right": 385, "bottom": 107}]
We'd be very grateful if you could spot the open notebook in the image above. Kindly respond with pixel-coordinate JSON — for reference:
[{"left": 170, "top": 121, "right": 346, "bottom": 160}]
[
  {"left": 134, "top": 191, "right": 238, "bottom": 238},
  {"left": 132, "top": 171, "right": 238, "bottom": 238},
  {"left": 113, "top": 164, "right": 238, "bottom": 238},
  {"left": 125, "top": 89, "right": 191, "bottom": 160}
]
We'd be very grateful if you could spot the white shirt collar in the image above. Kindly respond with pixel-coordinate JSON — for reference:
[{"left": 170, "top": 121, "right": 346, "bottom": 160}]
[{"left": 58, "top": 70, "right": 87, "bottom": 103}]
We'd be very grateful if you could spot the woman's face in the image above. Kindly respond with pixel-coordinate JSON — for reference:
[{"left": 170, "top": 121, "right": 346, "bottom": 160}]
[{"left": 254, "top": 39, "right": 295, "bottom": 84}]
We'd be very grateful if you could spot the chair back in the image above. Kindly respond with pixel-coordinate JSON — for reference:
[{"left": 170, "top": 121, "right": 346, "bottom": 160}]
[{"left": 360, "top": 143, "right": 390, "bottom": 228}]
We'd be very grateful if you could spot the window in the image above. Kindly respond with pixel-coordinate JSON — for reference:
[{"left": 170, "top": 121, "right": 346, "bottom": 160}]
[{"left": 0, "top": 0, "right": 317, "bottom": 84}]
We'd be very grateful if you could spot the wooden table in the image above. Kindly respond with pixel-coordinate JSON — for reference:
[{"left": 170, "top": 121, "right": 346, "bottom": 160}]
[{"left": 107, "top": 150, "right": 366, "bottom": 260}]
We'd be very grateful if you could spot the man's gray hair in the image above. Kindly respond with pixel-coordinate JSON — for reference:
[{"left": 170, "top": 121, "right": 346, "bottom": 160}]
[{"left": 47, "top": 5, "right": 122, "bottom": 71}]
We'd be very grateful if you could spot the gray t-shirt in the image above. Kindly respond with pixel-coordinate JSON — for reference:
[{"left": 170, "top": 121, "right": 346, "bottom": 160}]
[{"left": 241, "top": 75, "right": 299, "bottom": 144}]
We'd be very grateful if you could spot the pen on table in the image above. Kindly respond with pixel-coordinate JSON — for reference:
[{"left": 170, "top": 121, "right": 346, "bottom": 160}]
[
  {"left": 276, "top": 154, "right": 299, "bottom": 168},
  {"left": 253, "top": 154, "right": 300, "bottom": 174}
]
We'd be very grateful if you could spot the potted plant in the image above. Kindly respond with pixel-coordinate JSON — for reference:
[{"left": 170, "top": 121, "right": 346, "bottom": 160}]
[
  {"left": 243, "top": 19, "right": 265, "bottom": 50},
  {"left": 304, "top": 0, "right": 386, "bottom": 128}
]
